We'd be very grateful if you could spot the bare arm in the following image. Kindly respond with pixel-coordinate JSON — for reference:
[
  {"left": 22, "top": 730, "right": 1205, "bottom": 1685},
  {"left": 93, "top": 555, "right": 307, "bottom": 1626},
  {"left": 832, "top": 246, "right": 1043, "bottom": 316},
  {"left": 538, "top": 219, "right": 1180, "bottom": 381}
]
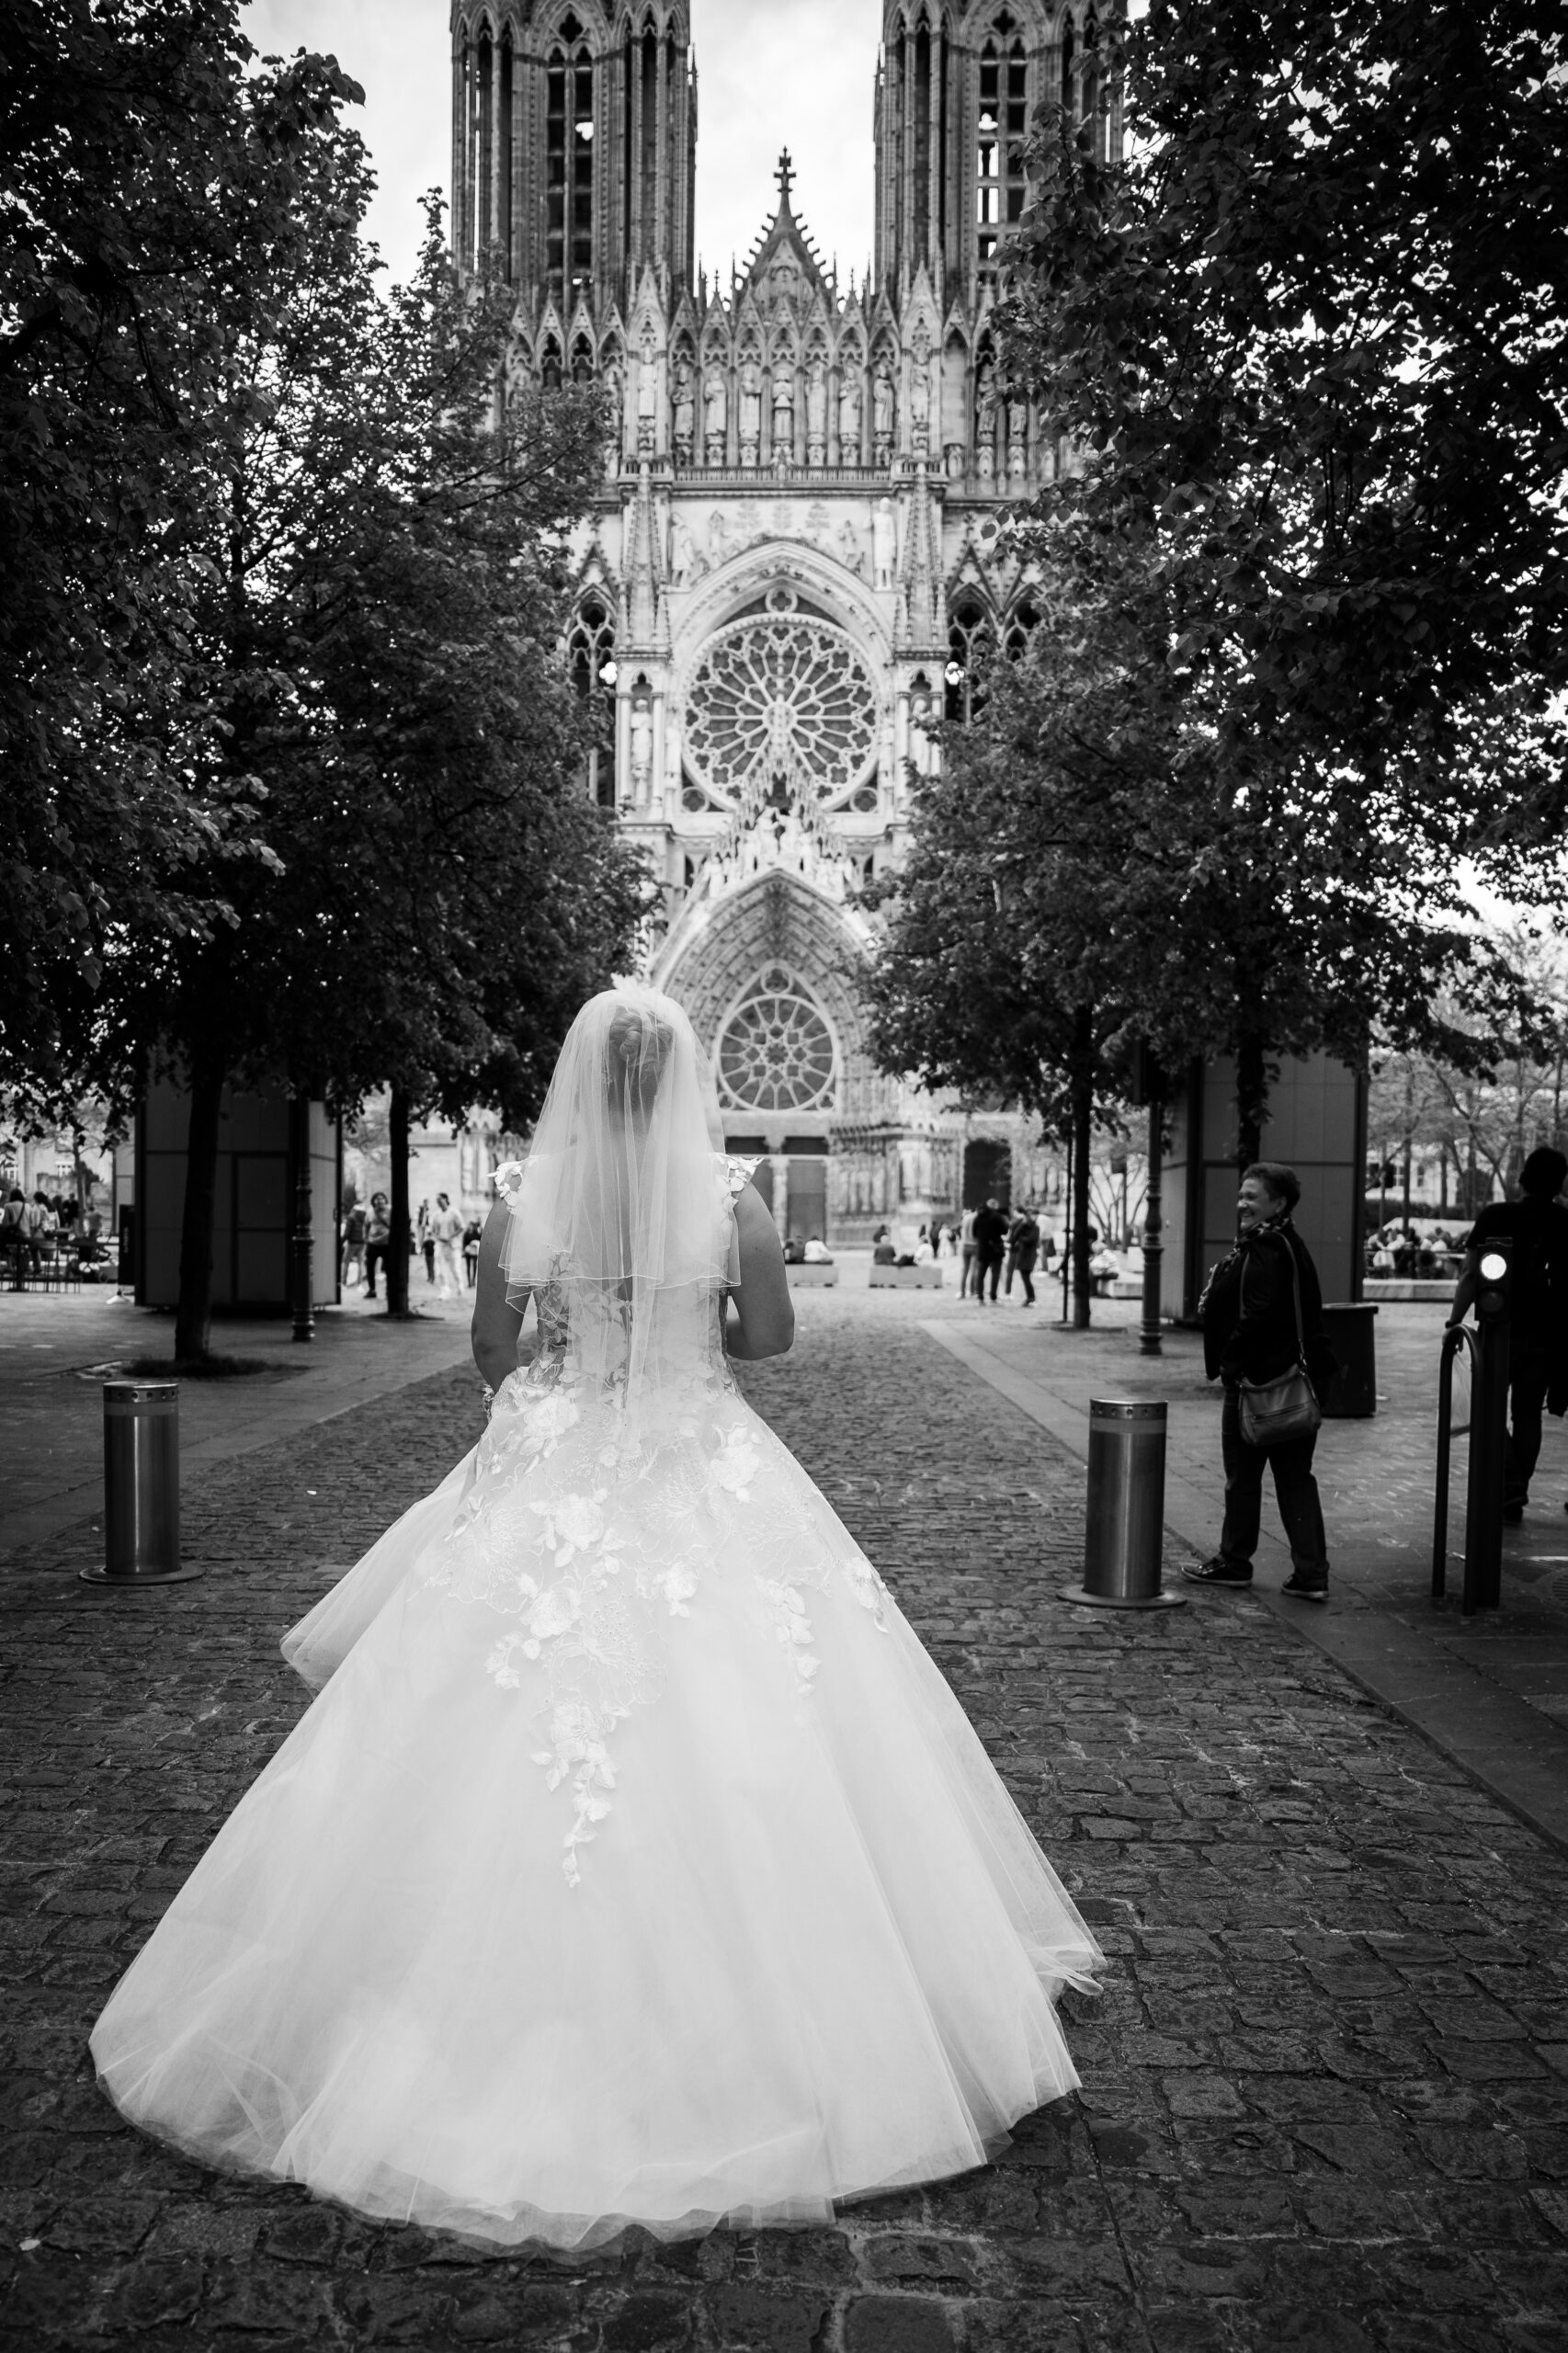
[
  {"left": 724, "top": 1183, "right": 795, "bottom": 1361},
  {"left": 471, "top": 1200, "right": 527, "bottom": 1393}
]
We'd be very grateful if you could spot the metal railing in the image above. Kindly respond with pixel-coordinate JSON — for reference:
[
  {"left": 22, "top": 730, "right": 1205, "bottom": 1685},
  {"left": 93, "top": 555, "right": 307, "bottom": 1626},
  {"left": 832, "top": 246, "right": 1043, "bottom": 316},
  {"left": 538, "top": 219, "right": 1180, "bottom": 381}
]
[{"left": 1431, "top": 1323, "right": 1474, "bottom": 1601}]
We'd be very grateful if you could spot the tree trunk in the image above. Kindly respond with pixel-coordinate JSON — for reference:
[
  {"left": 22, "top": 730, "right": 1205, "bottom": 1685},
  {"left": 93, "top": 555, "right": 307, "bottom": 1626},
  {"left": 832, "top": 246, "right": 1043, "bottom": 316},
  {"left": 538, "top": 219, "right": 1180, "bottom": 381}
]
[
  {"left": 1071, "top": 1019, "right": 1095, "bottom": 1331},
  {"left": 1402, "top": 1139, "right": 1413, "bottom": 1235},
  {"left": 387, "top": 1087, "right": 412, "bottom": 1317},
  {"left": 1235, "top": 1032, "right": 1267, "bottom": 1169},
  {"left": 174, "top": 1054, "right": 226, "bottom": 1364}
]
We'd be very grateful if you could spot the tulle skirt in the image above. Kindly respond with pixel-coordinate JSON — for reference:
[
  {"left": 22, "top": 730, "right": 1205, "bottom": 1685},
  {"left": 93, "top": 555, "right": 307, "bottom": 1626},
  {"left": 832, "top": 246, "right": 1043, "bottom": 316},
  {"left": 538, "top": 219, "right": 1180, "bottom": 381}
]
[{"left": 89, "top": 1369, "right": 1101, "bottom": 2250}]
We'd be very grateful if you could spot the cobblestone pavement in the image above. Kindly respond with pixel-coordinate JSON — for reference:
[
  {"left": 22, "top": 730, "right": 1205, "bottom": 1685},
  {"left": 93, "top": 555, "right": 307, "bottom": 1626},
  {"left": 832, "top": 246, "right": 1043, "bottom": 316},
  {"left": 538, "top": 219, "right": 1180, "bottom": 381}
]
[{"left": 4, "top": 1290, "right": 1568, "bottom": 2351}]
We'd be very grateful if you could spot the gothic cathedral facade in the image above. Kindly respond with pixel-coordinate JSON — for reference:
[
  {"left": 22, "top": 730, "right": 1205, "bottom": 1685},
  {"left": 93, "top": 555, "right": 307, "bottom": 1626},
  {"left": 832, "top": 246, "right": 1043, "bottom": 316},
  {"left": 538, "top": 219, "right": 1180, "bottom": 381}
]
[{"left": 451, "top": 2, "right": 1119, "bottom": 1245}]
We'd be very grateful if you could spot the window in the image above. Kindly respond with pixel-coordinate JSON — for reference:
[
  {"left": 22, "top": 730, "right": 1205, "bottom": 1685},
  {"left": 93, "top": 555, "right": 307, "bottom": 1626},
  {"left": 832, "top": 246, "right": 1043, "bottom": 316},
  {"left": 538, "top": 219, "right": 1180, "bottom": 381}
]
[
  {"left": 547, "top": 28, "right": 594, "bottom": 301},
  {"left": 945, "top": 598, "right": 994, "bottom": 722},
  {"left": 683, "top": 614, "right": 880, "bottom": 809},
  {"left": 977, "top": 17, "right": 1027, "bottom": 279},
  {"left": 1002, "top": 597, "right": 1040, "bottom": 660},
  {"left": 718, "top": 972, "right": 837, "bottom": 1113},
  {"left": 568, "top": 596, "right": 617, "bottom": 806}
]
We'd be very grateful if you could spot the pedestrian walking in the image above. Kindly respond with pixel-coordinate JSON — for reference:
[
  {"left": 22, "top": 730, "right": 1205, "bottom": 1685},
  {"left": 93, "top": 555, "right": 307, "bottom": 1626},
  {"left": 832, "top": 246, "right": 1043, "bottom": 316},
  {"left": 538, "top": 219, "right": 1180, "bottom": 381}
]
[
  {"left": 430, "top": 1193, "right": 464, "bottom": 1299},
  {"left": 363, "top": 1193, "right": 392, "bottom": 1300},
  {"left": 22, "top": 1189, "right": 56, "bottom": 1280},
  {"left": 341, "top": 1199, "right": 368, "bottom": 1290},
  {"left": 1183, "top": 1162, "right": 1338, "bottom": 1604},
  {"left": 972, "top": 1198, "right": 1007, "bottom": 1303},
  {"left": 959, "top": 1204, "right": 978, "bottom": 1298},
  {"left": 89, "top": 983, "right": 1100, "bottom": 2251},
  {"left": 0, "top": 1188, "right": 26, "bottom": 1287},
  {"left": 1447, "top": 1144, "right": 1568, "bottom": 1521},
  {"left": 1004, "top": 1204, "right": 1040, "bottom": 1306},
  {"left": 462, "top": 1218, "right": 483, "bottom": 1289},
  {"left": 416, "top": 1199, "right": 437, "bottom": 1287}
]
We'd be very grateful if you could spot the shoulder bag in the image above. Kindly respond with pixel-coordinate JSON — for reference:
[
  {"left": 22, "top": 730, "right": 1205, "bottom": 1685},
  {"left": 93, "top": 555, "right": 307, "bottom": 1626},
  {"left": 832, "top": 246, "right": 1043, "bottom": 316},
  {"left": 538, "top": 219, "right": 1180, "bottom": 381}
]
[{"left": 1238, "top": 1234, "right": 1323, "bottom": 1449}]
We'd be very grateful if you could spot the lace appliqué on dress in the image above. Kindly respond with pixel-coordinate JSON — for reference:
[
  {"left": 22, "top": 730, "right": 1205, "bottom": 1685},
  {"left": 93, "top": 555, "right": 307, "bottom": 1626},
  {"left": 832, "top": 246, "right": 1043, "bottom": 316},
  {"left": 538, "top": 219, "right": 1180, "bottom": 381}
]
[{"left": 426, "top": 1150, "right": 885, "bottom": 1883}]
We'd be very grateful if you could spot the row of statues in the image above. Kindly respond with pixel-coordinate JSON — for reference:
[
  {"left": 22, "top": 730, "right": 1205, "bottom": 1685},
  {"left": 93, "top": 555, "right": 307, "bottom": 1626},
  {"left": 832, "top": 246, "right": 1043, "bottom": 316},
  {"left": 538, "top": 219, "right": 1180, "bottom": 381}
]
[{"left": 661, "top": 347, "right": 901, "bottom": 468}]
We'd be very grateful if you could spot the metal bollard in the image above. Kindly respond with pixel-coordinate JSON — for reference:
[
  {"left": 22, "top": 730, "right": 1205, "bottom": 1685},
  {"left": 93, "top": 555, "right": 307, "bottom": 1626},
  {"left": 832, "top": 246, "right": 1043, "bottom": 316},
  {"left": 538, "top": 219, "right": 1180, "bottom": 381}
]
[
  {"left": 80, "top": 1381, "right": 202, "bottom": 1587},
  {"left": 1062, "top": 1399, "right": 1185, "bottom": 1609}
]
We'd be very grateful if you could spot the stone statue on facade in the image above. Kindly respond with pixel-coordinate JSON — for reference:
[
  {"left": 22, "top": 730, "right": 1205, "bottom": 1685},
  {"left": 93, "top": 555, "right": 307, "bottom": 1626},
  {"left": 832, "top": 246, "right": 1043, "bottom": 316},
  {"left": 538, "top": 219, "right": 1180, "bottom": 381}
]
[
  {"left": 669, "top": 513, "right": 705, "bottom": 586},
  {"left": 871, "top": 495, "right": 896, "bottom": 590},
  {"left": 908, "top": 326, "right": 931, "bottom": 449},
  {"left": 1007, "top": 396, "right": 1028, "bottom": 477},
  {"left": 629, "top": 695, "right": 653, "bottom": 801},
  {"left": 672, "top": 358, "right": 696, "bottom": 465},
  {"left": 739, "top": 358, "right": 762, "bottom": 463},
  {"left": 838, "top": 368, "right": 862, "bottom": 462},
  {"left": 835, "top": 517, "right": 865, "bottom": 576},
  {"left": 771, "top": 365, "right": 795, "bottom": 467},
  {"left": 707, "top": 509, "right": 731, "bottom": 568},
  {"left": 872, "top": 357, "right": 895, "bottom": 460},
  {"left": 975, "top": 358, "right": 996, "bottom": 480},
  {"left": 703, "top": 360, "right": 727, "bottom": 462},
  {"left": 636, "top": 334, "right": 658, "bottom": 453},
  {"left": 601, "top": 358, "right": 625, "bottom": 479},
  {"left": 805, "top": 357, "right": 828, "bottom": 465}
]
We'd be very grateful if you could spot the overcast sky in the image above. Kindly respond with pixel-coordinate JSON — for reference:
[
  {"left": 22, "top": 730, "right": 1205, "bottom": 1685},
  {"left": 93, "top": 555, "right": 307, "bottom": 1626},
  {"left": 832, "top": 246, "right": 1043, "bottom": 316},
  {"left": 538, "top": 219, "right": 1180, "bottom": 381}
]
[{"left": 243, "top": 1, "right": 882, "bottom": 293}]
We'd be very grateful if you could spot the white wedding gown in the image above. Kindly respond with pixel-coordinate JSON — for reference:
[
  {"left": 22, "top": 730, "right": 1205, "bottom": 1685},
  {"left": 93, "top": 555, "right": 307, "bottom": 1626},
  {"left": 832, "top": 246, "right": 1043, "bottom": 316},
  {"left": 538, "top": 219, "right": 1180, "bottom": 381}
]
[{"left": 91, "top": 1160, "right": 1101, "bottom": 2251}]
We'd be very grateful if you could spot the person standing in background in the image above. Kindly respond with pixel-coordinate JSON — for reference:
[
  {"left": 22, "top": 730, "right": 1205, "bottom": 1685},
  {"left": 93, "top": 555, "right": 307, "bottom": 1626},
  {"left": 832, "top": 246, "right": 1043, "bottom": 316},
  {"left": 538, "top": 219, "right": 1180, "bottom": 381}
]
[
  {"left": 1185, "top": 1163, "right": 1337, "bottom": 1603},
  {"left": 430, "top": 1193, "right": 464, "bottom": 1300},
  {"left": 1005, "top": 1203, "right": 1041, "bottom": 1305},
  {"left": 363, "top": 1194, "right": 391, "bottom": 1300},
  {"left": 341, "top": 1199, "right": 368, "bottom": 1290},
  {"left": 416, "top": 1199, "right": 436, "bottom": 1288},
  {"left": 959, "top": 1205, "right": 979, "bottom": 1299},
  {"left": 1448, "top": 1145, "right": 1568, "bottom": 1521},
  {"left": 972, "top": 1198, "right": 1008, "bottom": 1304}
]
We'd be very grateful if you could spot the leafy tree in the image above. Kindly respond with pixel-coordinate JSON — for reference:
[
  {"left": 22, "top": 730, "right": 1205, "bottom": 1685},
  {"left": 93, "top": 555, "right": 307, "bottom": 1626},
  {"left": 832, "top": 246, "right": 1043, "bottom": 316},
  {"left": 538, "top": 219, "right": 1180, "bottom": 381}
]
[
  {"left": 1001, "top": 0, "right": 1568, "bottom": 885},
  {"left": 869, "top": 557, "right": 1518, "bottom": 1322},
  {"left": 86, "top": 187, "right": 642, "bottom": 1356},
  {"left": 5, "top": 8, "right": 642, "bottom": 1357},
  {"left": 0, "top": 0, "right": 361, "bottom": 1112}
]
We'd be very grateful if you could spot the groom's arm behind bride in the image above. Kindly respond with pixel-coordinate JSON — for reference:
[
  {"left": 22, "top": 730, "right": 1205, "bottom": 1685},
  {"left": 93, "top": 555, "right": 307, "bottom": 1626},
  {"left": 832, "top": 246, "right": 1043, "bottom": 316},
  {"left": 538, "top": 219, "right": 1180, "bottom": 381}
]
[{"left": 724, "top": 1184, "right": 795, "bottom": 1363}]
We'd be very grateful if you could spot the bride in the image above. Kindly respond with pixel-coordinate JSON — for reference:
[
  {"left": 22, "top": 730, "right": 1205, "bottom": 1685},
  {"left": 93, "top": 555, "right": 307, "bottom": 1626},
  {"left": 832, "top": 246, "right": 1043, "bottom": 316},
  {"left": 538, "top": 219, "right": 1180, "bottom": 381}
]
[{"left": 91, "top": 984, "right": 1101, "bottom": 2251}]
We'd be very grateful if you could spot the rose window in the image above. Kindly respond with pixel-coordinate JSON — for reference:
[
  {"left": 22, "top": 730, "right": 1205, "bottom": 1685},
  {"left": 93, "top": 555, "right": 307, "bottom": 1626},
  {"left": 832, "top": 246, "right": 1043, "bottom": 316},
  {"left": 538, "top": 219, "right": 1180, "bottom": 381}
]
[
  {"left": 717, "top": 972, "right": 837, "bottom": 1112},
  {"left": 684, "top": 616, "right": 879, "bottom": 807}
]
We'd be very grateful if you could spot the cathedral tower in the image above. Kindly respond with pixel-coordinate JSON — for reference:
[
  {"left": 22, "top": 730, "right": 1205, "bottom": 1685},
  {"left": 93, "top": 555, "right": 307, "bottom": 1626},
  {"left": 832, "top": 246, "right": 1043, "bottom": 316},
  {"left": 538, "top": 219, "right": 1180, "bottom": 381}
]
[
  {"left": 452, "top": 2, "right": 696, "bottom": 312},
  {"left": 451, "top": 4, "right": 1122, "bottom": 1248},
  {"left": 873, "top": 4, "right": 1121, "bottom": 307}
]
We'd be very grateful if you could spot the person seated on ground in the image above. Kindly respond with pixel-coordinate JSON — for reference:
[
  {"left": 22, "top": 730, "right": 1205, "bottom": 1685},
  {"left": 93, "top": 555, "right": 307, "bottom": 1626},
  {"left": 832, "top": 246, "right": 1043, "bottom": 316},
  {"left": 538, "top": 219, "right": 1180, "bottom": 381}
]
[
  {"left": 783, "top": 1233, "right": 806, "bottom": 1265},
  {"left": 871, "top": 1234, "right": 898, "bottom": 1267},
  {"left": 802, "top": 1234, "right": 833, "bottom": 1264}
]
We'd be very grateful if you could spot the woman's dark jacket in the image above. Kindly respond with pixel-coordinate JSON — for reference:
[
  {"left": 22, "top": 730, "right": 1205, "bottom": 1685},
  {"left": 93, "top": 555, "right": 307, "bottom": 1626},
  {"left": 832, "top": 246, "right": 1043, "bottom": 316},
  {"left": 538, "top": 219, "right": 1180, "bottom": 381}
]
[{"left": 1201, "top": 1218, "right": 1338, "bottom": 1397}]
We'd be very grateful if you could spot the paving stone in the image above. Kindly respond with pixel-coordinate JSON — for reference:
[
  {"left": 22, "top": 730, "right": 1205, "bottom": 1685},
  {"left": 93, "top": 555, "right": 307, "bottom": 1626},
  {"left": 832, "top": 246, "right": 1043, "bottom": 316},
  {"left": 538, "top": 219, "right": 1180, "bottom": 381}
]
[
  {"left": 4, "top": 1293, "right": 1567, "bottom": 2352},
  {"left": 842, "top": 2294, "right": 957, "bottom": 2353}
]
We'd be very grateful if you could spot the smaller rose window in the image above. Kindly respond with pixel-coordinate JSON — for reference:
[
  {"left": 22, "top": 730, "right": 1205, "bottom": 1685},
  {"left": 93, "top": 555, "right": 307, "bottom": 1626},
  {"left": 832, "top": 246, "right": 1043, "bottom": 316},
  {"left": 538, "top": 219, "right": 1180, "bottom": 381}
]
[{"left": 718, "top": 971, "right": 836, "bottom": 1112}]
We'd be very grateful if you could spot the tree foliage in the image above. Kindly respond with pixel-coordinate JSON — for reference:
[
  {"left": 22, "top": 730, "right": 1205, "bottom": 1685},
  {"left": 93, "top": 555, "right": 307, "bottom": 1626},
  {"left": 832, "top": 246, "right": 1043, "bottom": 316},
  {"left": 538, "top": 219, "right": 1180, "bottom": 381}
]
[
  {"left": 2, "top": 5, "right": 644, "bottom": 1354},
  {"left": 1001, "top": 0, "right": 1568, "bottom": 876},
  {"left": 0, "top": 1, "right": 363, "bottom": 1105}
]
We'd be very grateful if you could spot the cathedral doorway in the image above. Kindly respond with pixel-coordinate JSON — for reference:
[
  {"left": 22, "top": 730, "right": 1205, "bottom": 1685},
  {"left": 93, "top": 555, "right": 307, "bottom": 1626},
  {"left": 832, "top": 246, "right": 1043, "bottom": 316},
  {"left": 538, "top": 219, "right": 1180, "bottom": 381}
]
[{"left": 963, "top": 1139, "right": 1012, "bottom": 1211}]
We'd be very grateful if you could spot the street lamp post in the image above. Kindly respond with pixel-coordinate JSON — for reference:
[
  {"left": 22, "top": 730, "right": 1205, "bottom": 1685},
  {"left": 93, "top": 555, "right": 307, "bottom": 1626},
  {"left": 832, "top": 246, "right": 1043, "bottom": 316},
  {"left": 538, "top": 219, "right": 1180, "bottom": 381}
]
[
  {"left": 290, "top": 1089, "right": 314, "bottom": 1345},
  {"left": 1140, "top": 1093, "right": 1164, "bottom": 1358}
]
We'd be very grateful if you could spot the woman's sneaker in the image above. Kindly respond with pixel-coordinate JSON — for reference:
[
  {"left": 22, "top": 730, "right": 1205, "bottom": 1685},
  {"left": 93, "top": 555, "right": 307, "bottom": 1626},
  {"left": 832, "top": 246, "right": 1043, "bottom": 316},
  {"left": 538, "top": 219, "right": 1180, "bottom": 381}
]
[
  {"left": 1281, "top": 1570, "right": 1329, "bottom": 1604},
  {"left": 1181, "top": 1556, "right": 1253, "bottom": 1586}
]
